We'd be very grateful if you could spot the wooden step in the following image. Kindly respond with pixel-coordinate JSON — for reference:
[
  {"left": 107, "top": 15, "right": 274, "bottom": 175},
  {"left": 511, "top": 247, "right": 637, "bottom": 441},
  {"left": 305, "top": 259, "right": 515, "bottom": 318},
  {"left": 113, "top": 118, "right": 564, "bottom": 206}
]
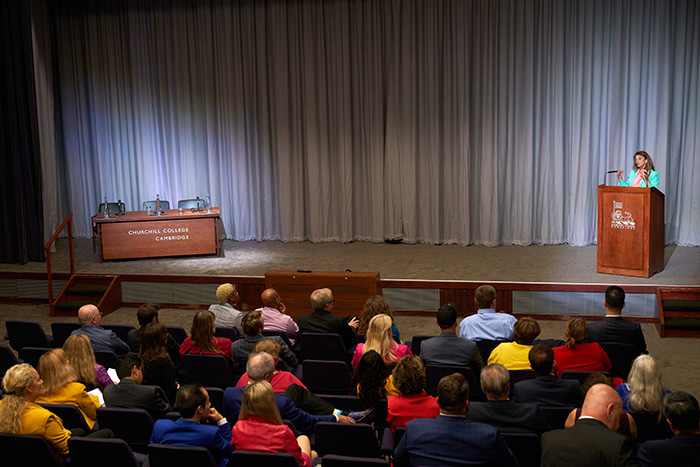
[{"left": 656, "top": 287, "right": 700, "bottom": 337}]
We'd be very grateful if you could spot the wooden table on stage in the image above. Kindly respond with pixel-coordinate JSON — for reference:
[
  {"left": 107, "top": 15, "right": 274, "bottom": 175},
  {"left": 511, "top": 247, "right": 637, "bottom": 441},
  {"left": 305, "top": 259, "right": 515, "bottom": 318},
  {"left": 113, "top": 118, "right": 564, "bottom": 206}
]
[{"left": 94, "top": 208, "right": 221, "bottom": 262}]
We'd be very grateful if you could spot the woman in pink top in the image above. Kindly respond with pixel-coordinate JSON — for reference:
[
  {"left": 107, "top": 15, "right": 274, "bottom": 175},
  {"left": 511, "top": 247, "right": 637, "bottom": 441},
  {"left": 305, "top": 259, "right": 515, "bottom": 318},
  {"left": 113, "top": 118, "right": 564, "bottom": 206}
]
[
  {"left": 553, "top": 318, "right": 612, "bottom": 377},
  {"left": 352, "top": 314, "right": 412, "bottom": 368},
  {"left": 236, "top": 339, "right": 305, "bottom": 392},
  {"left": 231, "top": 381, "right": 317, "bottom": 467}
]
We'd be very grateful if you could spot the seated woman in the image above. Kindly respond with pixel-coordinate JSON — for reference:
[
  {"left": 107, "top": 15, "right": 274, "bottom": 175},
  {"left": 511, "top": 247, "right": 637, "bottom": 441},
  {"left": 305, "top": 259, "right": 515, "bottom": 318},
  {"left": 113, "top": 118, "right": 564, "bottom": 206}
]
[
  {"left": 140, "top": 322, "right": 179, "bottom": 404},
  {"left": 231, "top": 310, "right": 297, "bottom": 374},
  {"left": 359, "top": 295, "right": 401, "bottom": 342},
  {"left": 565, "top": 373, "right": 637, "bottom": 439},
  {"left": 63, "top": 334, "right": 114, "bottom": 391},
  {"left": 236, "top": 339, "right": 305, "bottom": 392},
  {"left": 353, "top": 350, "right": 399, "bottom": 410},
  {"left": 232, "top": 380, "right": 317, "bottom": 467},
  {"left": 487, "top": 317, "right": 541, "bottom": 369},
  {"left": 553, "top": 318, "right": 612, "bottom": 377},
  {"left": 615, "top": 354, "right": 670, "bottom": 413},
  {"left": 179, "top": 310, "right": 233, "bottom": 365},
  {"left": 35, "top": 348, "right": 101, "bottom": 429},
  {"left": 352, "top": 314, "right": 412, "bottom": 368},
  {"left": 387, "top": 356, "right": 439, "bottom": 431}
]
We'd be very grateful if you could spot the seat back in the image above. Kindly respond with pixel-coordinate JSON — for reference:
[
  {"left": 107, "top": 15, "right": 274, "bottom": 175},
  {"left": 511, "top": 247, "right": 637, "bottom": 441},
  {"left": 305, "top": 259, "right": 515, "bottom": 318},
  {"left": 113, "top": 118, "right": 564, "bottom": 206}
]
[
  {"left": 322, "top": 454, "right": 390, "bottom": 466},
  {"left": 98, "top": 201, "right": 126, "bottom": 213},
  {"left": 96, "top": 407, "right": 154, "bottom": 453},
  {"left": 476, "top": 339, "right": 508, "bottom": 362},
  {"left": 69, "top": 437, "right": 140, "bottom": 467},
  {"left": 230, "top": 450, "right": 300, "bottom": 466},
  {"left": 0, "top": 433, "right": 62, "bottom": 467},
  {"left": 424, "top": 364, "right": 479, "bottom": 398},
  {"left": 0, "top": 344, "right": 22, "bottom": 378},
  {"left": 51, "top": 322, "right": 82, "bottom": 347},
  {"left": 5, "top": 320, "right": 53, "bottom": 350},
  {"left": 143, "top": 200, "right": 171, "bottom": 211},
  {"left": 38, "top": 403, "right": 91, "bottom": 432},
  {"left": 166, "top": 326, "right": 188, "bottom": 345},
  {"left": 501, "top": 432, "right": 541, "bottom": 467},
  {"left": 94, "top": 350, "right": 118, "bottom": 369},
  {"left": 102, "top": 324, "right": 135, "bottom": 343},
  {"left": 598, "top": 342, "right": 638, "bottom": 380},
  {"left": 317, "top": 394, "right": 363, "bottom": 412},
  {"left": 560, "top": 370, "right": 611, "bottom": 385},
  {"left": 508, "top": 369, "right": 537, "bottom": 397},
  {"left": 629, "top": 411, "right": 672, "bottom": 443},
  {"left": 314, "top": 422, "right": 381, "bottom": 457},
  {"left": 261, "top": 329, "right": 294, "bottom": 348},
  {"left": 539, "top": 406, "right": 575, "bottom": 430},
  {"left": 183, "top": 354, "right": 236, "bottom": 388},
  {"left": 300, "top": 333, "right": 347, "bottom": 361},
  {"left": 177, "top": 198, "right": 205, "bottom": 210},
  {"left": 214, "top": 327, "right": 239, "bottom": 341},
  {"left": 17, "top": 347, "right": 52, "bottom": 369},
  {"left": 148, "top": 443, "right": 218, "bottom": 467},
  {"left": 301, "top": 360, "right": 352, "bottom": 394},
  {"left": 204, "top": 387, "right": 225, "bottom": 413},
  {"left": 409, "top": 335, "right": 434, "bottom": 356}
]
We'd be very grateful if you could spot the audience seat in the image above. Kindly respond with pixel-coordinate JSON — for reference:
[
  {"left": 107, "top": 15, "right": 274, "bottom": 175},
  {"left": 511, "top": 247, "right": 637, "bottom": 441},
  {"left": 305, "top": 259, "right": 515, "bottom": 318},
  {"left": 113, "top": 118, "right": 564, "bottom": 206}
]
[
  {"left": 508, "top": 369, "right": 537, "bottom": 397},
  {"left": 424, "top": 364, "right": 481, "bottom": 399},
  {"left": 17, "top": 346, "right": 52, "bottom": 369},
  {"left": 183, "top": 354, "right": 237, "bottom": 388},
  {"left": 166, "top": 326, "right": 188, "bottom": 345},
  {"left": 5, "top": 320, "right": 53, "bottom": 351},
  {"left": 94, "top": 350, "right": 119, "bottom": 369},
  {"left": 317, "top": 394, "right": 363, "bottom": 412},
  {"left": 314, "top": 422, "right": 382, "bottom": 458},
  {"left": 214, "top": 327, "right": 239, "bottom": 341},
  {"left": 0, "top": 344, "right": 22, "bottom": 378},
  {"left": 408, "top": 335, "right": 434, "bottom": 356},
  {"left": 299, "top": 333, "right": 350, "bottom": 362},
  {"left": 102, "top": 324, "right": 135, "bottom": 343},
  {"left": 230, "top": 450, "right": 300, "bottom": 466},
  {"left": 50, "top": 322, "right": 81, "bottom": 347},
  {"left": 598, "top": 342, "right": 637, "bottom": 380},
  {"left": 560, "top": 370, "right": 611, "bottom": 385},
  {"left": 300, "top": 359, "right": 352, "bottom": 395},
  {"left": 39, "top": 403, "right": 92, "bottom": 432},
  {"left": 96, "top": 407, "right": 154, "bottom": 454},
  {"left": 0, "top": 433, "right": 62, "bottom": 467},
  {"left": 380, "top": 426, "right": 405, "bottom": 458},
  {"left": 148, "top": 443, "right": 218, "bottom": 467},
  {"left": 629, "top": 411, "right": 672, "bottom": 443},
  {"left": 322, "top": 454, "right": 390, "bottom": 466},
  {"left": 539, "top": 406, "right": 575, "bottom": 430},
  {"left": 69, "top": 437, "right": 142, "bottom": 467},
  {"left": 476, "top": 339, "right": 509, "bottom": 363},
  {"left": 261, "top": 329, "right": 294, "bottom": 349},
  {"left": 501, "top": 432, "right": 541, "bottom": 467},
  {"left": 205, "top": 387, "right": 225, "bottom": 413}
]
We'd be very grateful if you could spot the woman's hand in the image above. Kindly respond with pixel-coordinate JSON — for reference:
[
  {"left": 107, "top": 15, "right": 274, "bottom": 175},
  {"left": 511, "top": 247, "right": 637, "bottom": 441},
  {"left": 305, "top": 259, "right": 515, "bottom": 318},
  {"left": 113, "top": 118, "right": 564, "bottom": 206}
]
[{"left": 617, "top": 170, "right": 624, "bottom": 183}]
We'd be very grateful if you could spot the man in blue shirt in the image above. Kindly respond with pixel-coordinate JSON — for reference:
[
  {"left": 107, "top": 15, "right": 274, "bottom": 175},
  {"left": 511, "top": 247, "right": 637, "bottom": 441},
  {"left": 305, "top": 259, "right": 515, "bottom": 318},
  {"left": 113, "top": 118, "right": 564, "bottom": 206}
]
[
  {"left": 459, "top": 285, "right": 517, "bottom": 341},
  {"left": 70, "top": 304, "right": 130, "bottom": 354},
  {"left": 151, "top": 384, "right": 232, "bottom": 467}
]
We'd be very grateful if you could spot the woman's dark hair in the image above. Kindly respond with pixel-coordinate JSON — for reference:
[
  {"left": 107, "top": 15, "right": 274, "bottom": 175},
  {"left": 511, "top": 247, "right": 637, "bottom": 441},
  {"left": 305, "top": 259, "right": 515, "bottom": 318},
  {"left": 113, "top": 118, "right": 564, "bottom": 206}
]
[
  {"left": 139, "top": 322, "right": 172, "bottom": 367},
  {"left": 352, "top": 350, "right": 390, "bottom": 409}
]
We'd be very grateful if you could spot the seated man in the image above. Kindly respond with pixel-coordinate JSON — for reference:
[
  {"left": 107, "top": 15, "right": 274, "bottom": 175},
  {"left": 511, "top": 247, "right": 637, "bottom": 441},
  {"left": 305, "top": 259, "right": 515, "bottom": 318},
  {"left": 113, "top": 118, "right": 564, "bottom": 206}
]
[
  {"left": 638, "top": 391, "right": 700, "bottom": 467},
  {"left": 512, "top": 344, "right": 580, "bottom": 407},
  {"left": 420, "top": 302, "right": 484, "bottom": 375},
  {"left": 257, "top": 288, "right": 299, "bottom": 344},
  {"left": 230, "top": 310, "right": 297, "bottom": 374},
  {"left": 587, "top": 285, "right": 647, "bottom": 356},
  {"left": 458, "top": 285, "right": 517, "bottom": 341},
  {"left": 70, "top": 304, "right": 130, "bottom": 355},
  {"left": 395, "top": 373, "right": 518, "bottom": 466},
  {"left": 487, "top": 317, "right": 541, "bottom": 369},
  {"left": 223, "top": 352, "right": 355, "bottom": 435},
  {"left": 151, "top": 384, "right": 232, "bottom": 467},
  {"left": 103, "top": 354, "right": 172, "bottom": 419},
  {"left": 298, "top": 288, "right": 359, "bottom": 350},
  {"left": 466, "top": 363, "right": 549, "bottom": 435},
  {"left": 126, "top": 303, "right": 181, "bottom": 365},
  {"left": 208, "top": 283, "right": 246, "bottom": 337}
]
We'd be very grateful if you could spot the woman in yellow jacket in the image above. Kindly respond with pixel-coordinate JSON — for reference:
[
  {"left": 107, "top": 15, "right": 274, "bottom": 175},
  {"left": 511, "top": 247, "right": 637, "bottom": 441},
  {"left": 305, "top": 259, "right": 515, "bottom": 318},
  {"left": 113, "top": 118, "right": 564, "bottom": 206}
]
[{"left": 36, "top": 348, "right": 100, "bottom": 429}]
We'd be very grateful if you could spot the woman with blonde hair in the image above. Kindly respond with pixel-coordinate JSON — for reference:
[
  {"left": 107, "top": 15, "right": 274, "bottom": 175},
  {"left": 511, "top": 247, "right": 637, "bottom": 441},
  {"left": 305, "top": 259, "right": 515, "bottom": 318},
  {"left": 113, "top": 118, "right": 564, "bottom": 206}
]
[
  {"left": 232, "top": 380, "right": 317, "bottom": 466},
  {"left": 553, "top": 318, "right": 612, "bottom": 377},
  {"left": 359, "top": 295, "right": 400, "bottom": 341},
  {"left": 352, "top": 314, "right": 412, "bottom": 368},
  {"left": 63, "top": 334, "right": 114, "bottom": 391},
  {"left": 616, "top": 354, "right": 669, "bottom": 413},
  {"left": 140, "top": 322, "right": 179, "bottom": 403},
  {"left": 179, "top": 309, "right": 233, "bottom": 364},
  {"left": 36, "top": 348, "right": 101, "bottom": 429}
]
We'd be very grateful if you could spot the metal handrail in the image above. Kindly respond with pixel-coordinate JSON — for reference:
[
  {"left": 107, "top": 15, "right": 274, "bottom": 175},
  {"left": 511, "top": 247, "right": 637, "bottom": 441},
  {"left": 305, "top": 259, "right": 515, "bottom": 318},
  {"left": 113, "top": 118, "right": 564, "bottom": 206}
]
[{"left": 44, "top": 214, "right": 74, "bottom": 316}]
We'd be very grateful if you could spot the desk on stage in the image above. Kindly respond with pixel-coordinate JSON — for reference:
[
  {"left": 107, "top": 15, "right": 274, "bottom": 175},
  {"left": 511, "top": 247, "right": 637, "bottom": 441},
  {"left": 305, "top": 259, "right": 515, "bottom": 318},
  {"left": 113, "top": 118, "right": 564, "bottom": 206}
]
[{"left": 94, "top": 208, "right": 221, "bottom": 261}]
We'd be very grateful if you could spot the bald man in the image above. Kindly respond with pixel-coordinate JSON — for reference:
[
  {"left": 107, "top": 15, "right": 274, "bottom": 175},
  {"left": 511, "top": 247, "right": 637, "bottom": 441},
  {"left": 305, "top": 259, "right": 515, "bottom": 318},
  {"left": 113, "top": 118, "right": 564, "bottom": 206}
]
[
  {"left": 541, "top": 384, "right": 638, "bottom": 467},
  {"left": 255, "top": 288, "right": 299, "bottom": 344},
  {"left": 70, "top": 304, "right": 130, "bottom": 354}
]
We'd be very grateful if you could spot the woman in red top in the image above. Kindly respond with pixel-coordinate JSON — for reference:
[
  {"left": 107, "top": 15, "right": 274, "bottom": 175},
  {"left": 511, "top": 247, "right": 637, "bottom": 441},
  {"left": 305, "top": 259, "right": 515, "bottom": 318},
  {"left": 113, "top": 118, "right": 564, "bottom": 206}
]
[
  {"left": 236, "top": 339, "right": 306, "bottom": 392},
  {"left": 179, "top": 310, "right": 233, "bottom": 364},
  {"left": 231, "top": 380, "right": 317, "bottom": 466},
  {"left": 387, "top": 356, "right": 439, "bottom": 431},
  {"left": 553, "top": 318, "right": 612, "bottom": 377}
]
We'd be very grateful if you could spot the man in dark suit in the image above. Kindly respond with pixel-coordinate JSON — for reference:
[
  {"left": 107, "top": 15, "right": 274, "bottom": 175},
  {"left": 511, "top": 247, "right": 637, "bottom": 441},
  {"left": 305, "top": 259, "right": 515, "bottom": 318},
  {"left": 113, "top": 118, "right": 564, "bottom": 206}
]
[
  {"left": 541, "top": 383, "right": 638, "bottom": 467},
  {"left": 126, "top": 303, "right": 181, "bottom": 365},
  {"left": 420, "top": 302, "right": 484, "bottom": 375},
  {"left": 466, "top": 363, "right": 549, "bottom": 435},
  {"left": 638, "top": 391, "right": 700, "bottom": 466},
  {"left": 395, "top": 373, "right": 518, "bottom": 466},
  {"left": 151, "top": 384, "right": 232, "bottom": 467},
  {"left": 103, "top": 354, "right": 172, "bottom": 419},
  {"left": 587, "top": 286, "right": 647, "bottom": 355},
  {"left": 512, "top": 344, "right": 580, "bottom": 407},
  {"left": 297, "top": 288, "right": 359, "bottom": 349},
  {"left": 222, "top": 352, "right": 354, "bottom": 435}
]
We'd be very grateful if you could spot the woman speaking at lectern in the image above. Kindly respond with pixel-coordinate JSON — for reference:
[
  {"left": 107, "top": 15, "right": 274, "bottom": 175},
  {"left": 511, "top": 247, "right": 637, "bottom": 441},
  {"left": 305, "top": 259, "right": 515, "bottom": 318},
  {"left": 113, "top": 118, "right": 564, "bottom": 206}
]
[{"left": 617, "top": 151, "right": 659, "bottom": 188}]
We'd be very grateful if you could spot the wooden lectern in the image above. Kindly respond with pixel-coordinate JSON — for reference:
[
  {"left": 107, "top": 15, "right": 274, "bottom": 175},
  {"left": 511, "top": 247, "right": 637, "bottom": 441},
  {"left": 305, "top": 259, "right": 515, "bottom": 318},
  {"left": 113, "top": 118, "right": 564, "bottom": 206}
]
[{"left": 597, "top": 186, "right": 665, "bottom": 277}]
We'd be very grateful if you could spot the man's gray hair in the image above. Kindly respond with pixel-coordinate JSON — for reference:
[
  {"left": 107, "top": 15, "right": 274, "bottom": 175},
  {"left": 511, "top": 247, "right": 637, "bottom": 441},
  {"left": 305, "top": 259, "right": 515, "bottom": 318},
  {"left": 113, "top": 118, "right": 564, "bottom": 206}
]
[
  {"left": 480, "top": 363, "right": 510, "bottom": 399},
  {"left": 310, "top": 288, "right": 333, "bottom": 311},
  {"left": 246, "top": 351, "right": 275, "bottom": 382}
]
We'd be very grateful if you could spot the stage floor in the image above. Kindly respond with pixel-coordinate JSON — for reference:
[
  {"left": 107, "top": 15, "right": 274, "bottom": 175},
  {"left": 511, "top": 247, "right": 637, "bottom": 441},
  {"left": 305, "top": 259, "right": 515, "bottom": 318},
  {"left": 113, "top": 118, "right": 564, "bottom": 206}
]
[{"left": 3, "top": 238, "right": 698, "bottom": 286}]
